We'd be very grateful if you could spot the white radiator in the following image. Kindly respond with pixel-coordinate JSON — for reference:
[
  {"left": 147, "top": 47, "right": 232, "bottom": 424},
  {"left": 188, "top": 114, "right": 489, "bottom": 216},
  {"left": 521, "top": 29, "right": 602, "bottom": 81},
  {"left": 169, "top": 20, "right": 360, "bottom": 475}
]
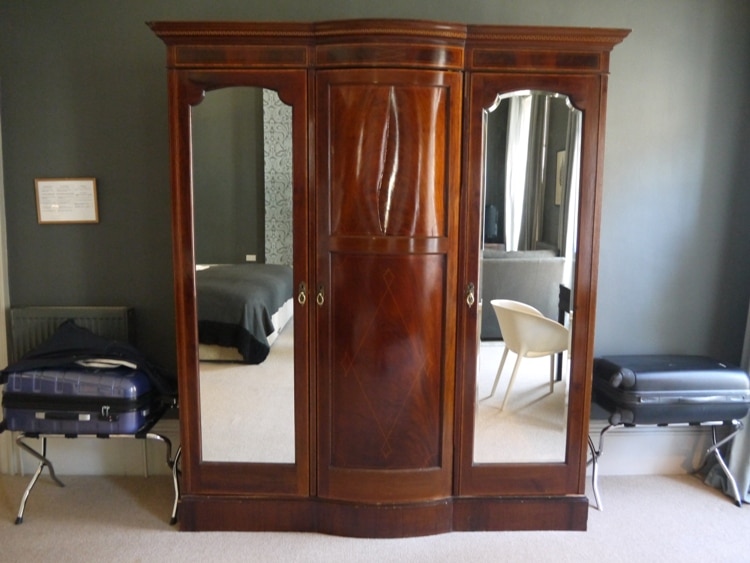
[{"left": 8, "top": 306, "right": 134, "bottom": 362}]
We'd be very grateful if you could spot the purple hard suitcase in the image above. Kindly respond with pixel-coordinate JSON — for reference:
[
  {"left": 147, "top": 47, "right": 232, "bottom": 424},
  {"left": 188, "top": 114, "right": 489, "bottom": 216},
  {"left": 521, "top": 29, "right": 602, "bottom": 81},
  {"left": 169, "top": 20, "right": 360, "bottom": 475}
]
[
  {"left": 2, "top": 366, "right": 157, "bottom": 435},
  {"left": 592, "top": 355, "right": 750, "bottom": 425}
]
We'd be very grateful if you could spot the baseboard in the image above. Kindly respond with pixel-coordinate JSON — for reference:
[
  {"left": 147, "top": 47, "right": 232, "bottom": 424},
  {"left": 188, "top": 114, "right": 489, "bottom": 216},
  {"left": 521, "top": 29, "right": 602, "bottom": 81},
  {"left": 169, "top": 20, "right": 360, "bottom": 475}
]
[
  {"left": 587, "top": 419, "right": 714, "bottom": 476},
  {"left": 2, "top": 418, "right": 715, "bottom": 477}
]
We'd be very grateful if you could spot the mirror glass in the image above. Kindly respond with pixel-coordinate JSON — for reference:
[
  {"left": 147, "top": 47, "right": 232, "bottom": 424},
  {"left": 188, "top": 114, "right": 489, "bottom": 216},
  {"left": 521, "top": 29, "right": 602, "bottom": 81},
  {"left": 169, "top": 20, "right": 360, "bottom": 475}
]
[
  {"left": 473, "top": 90, "right": 581, "bottom": 464},
  {"left": 191, "top": 87, "right": 296, "bottom": 463}
]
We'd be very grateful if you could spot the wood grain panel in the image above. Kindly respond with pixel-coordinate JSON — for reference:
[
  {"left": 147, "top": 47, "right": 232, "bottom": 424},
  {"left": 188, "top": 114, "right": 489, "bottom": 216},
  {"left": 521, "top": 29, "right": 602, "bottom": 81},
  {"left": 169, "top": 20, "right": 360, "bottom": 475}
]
[
  {"left": 452, "top": 496, "right": 588, "bottom": 531},
  {"left": 470, "top": 49, "right": 601, "bottom": 72},
  {"left": 328, "top": 254, "right": 445, "bottom": 469},
  {"left": 324, "top": 74, "right": 451, "bottom": 237},
  {"left": 315, "top": 67, "right": 461, "bottom": 504},
  {"left": 174, "top": 45, "right": 309, "bottom": 68},
  {"left": 316, "top": 44, "right": 464, "bottom": 69}
]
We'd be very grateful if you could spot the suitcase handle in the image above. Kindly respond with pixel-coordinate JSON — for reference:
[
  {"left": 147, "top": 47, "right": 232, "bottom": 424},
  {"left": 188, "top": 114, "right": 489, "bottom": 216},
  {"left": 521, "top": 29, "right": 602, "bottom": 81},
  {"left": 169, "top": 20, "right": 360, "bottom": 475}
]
[
  {"left": 35, "top": 409, "right": 121, "bottom": 422},
  {"left": 676, "top": 396, "right": 746, "bottom": 404},
  {"left": 36, "top": 411, "right": 91, "bottom": 421},
  {"left": 635, "top": 395, "right": 748, "bottom": 405}
]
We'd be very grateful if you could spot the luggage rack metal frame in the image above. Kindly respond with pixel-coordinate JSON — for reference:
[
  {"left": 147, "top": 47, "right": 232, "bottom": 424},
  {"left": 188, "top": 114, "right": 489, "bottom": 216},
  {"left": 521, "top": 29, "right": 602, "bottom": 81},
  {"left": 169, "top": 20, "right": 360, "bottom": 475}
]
[
  {"left": 13, "top": 429, "right": 182, "bottom": 525},
  {"left": 587, "top": 418, "right": 744, "bottom": 511}
]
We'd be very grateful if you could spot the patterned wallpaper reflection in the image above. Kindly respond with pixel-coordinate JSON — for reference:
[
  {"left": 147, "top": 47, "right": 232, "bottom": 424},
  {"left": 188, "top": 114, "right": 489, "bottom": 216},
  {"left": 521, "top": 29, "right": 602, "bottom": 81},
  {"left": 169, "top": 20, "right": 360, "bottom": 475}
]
[{"left": 263, "top": 89, "right": 293, "bottom": 266}]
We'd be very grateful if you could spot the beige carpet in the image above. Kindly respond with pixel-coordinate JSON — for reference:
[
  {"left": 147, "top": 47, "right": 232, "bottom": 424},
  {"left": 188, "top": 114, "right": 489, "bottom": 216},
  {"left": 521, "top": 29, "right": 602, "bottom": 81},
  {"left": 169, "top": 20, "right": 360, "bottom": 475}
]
[
  {"left": 28, "top": 334, "right": 741, "bottom": 559},
  {"left": 0, "top": 472, "right": 747, "bottom": 561},
  {"left": 475, "top": 341, "right": 569, "bottom": 463},
  {"left": 199, "top": 321, "right": 295, "bottom": 462}
]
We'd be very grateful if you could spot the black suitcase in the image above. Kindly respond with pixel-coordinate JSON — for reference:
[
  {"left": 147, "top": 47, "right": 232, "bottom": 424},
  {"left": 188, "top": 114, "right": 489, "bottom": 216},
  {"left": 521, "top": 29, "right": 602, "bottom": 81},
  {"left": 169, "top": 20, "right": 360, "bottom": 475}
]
[
  {"left": 2, "top": 366, "right": 158, "bottom": 435},
  {"left": 592, "top": 354, "right": 750, "bottom": 425}
]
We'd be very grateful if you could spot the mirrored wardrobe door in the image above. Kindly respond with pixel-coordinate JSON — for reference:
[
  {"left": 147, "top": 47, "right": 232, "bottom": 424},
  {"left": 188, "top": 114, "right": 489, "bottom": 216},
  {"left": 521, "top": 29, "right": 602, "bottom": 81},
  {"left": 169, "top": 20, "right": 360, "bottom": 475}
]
[
  {"left": 457, "top": 72, "right": 603, "bottom": 496},
  {"left": 192, "top": 86, "right": 296, "bottom": 464},
  {"left": 175, "top": 70, "right": 311, "bottom": 495},
  {"left": 473, "top": 89, "right": 581, "bottom": 465}
]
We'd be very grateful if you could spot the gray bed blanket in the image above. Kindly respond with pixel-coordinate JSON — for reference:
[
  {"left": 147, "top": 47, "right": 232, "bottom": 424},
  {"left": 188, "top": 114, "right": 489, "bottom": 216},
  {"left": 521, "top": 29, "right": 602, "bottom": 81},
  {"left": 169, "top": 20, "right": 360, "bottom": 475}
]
[{"left": 196, "top": 263, "right": 293, "bottom": 364}]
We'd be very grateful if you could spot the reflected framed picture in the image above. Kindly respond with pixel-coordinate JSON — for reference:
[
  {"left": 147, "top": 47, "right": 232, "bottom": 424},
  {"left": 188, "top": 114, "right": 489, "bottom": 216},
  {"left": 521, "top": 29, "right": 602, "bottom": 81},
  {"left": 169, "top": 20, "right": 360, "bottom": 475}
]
[
  {"left": 555, "top": 151, "right": 566, "bottom": 206},
  {"left": 35, "top": 178, "right": 99, "bottom": 224}
]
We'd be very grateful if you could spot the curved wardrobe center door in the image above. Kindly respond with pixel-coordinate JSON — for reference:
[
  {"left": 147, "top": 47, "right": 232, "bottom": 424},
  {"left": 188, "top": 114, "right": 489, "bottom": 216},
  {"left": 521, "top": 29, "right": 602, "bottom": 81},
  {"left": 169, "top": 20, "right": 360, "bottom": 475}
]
[
  {"left": 474, "top": 90, "right": 581, "bottom": 464},
  {"left": 192, "top": 87, "right": 296, "bottom": 463}
]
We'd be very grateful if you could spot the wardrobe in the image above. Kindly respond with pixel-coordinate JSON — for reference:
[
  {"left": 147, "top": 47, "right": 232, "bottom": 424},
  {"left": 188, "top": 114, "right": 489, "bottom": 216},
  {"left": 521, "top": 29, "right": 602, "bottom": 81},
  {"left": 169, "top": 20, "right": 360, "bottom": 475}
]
[{"left": 150, "top": 19, "right": 629, "bottom": 536}]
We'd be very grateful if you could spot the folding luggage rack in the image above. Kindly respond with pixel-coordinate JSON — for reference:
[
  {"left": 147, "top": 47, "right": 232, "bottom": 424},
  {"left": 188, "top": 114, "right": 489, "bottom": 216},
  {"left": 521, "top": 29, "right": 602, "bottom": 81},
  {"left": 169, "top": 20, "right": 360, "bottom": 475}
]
[
  {"left": 588, "top": 419, "right": 744, "bottom": 510},
  {"left": 2, "top": 307, "right": 182, "bottom": 525},
  {"left": 11, "top": 415, "right": 182, "bottom": 525},
  {"left": 588, "top": 355, "right": 750, "bottom": 511}
]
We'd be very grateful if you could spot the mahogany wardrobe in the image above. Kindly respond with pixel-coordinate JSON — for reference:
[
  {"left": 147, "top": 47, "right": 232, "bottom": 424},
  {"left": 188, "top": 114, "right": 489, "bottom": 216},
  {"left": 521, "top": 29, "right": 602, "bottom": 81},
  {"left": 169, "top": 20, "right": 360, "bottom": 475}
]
[{"left": 150, "top": 19, "right": 628, "bottom": 537}]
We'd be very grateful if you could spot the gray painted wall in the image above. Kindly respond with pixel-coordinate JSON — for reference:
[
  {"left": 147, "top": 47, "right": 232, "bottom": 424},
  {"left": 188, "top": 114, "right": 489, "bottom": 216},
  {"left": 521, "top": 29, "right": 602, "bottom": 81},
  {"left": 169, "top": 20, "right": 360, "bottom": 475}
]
[
  {"left": 193, "top": 87, "right": 264, "bottom": 265},
  {"left": 1, "top": 1, "right": 749, "bottom": 377}
]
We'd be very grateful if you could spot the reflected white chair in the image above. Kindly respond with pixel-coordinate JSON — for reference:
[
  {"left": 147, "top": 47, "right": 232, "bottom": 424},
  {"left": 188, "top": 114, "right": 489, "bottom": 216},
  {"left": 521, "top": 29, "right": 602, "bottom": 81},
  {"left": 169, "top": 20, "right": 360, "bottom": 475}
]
[{"left": 488, "top": 299, "right": 570, "bottom": 410}]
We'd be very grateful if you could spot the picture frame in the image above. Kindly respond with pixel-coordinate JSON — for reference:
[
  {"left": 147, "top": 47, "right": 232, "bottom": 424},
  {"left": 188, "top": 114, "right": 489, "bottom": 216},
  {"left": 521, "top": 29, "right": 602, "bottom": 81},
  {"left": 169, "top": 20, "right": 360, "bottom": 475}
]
[
  {"left": 35, "top": 178, "right": 99, "bottom": 224},
  {"left": 555, "top": 151, "right": 566, "bottom": 206}
]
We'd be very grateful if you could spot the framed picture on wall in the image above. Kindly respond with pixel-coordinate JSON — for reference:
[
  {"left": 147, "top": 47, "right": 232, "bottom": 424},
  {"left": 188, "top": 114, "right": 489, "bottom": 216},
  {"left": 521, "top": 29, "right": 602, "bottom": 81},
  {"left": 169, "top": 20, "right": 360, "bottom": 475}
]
[{"left": 35, "top": 178, "right": 99, "bottom": 224}]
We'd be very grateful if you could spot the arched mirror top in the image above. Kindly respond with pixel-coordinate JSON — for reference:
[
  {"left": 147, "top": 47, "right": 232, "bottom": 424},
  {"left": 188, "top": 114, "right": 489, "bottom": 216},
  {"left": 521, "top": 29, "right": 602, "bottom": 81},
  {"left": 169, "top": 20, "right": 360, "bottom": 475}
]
[
  {"left": 486, "top": 89, "right": 582, "bottom": 114},
  {"left": 180, "top": 74, "right": 305, "bottom": 108}
]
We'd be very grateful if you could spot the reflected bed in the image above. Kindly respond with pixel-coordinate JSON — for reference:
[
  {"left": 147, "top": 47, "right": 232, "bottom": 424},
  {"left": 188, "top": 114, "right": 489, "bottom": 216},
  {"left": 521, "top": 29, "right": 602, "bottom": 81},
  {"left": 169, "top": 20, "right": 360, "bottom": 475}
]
[{"left": 196, "top": 263, "right": 294, "bottom": 364}]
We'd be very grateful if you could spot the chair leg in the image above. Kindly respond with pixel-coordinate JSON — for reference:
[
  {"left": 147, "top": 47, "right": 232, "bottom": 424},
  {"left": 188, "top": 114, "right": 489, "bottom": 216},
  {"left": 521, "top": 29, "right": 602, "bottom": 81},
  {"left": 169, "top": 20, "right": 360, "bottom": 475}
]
[
  {"left": 489, "top": 347, "right": 510, "bottom": 398},
  {"left": 549, "top": 355, "right": 555, "bottom": 393},
  {"left": 500, "top": 354, "right": 524, "bottom": 411}
]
